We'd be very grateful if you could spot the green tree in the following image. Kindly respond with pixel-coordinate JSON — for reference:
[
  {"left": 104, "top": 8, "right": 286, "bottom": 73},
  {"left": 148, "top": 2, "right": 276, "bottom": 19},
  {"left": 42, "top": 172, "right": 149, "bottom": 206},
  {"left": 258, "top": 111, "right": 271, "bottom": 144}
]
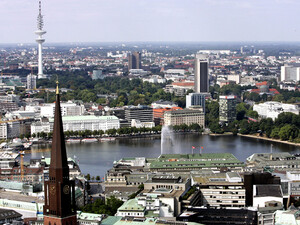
[
  {"left": 248, "top": 92, "right": 261, "bottom": 102},
  {"left": 209, "top": 122, "right": 223, "bottom": 134},
  {"left": 236, "top": 103, "right": 248, "bottom": 120},
  {"left": 259, "top": 118, "right": 274, "bottom": 137},
  {"left": 270, "top": 127, "right": 280, "bottom": 139},
  {"left": 86, "top": 173, "right": 91, "bottom": 180},
  {"left": 239, "top": 120, "right": 251, "bottom": 134},
  {"left": 273, "top": 94, "right": 285, "bottom": 102},
  {"left": 279, "top": 125, "right": 292, "bottom": 141}
]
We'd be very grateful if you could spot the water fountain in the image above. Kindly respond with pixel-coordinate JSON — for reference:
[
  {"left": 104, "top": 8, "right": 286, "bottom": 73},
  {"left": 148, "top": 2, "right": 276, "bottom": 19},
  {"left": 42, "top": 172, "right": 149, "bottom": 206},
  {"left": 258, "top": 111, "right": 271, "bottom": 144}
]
[{"left": 161, "top": 125, "right": 178, "bottom": 155}]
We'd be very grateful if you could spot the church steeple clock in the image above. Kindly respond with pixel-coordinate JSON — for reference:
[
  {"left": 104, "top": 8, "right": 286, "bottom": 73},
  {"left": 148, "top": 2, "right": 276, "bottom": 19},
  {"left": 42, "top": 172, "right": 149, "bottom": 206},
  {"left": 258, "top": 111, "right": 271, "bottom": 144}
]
[{"left": 44, "top": 81, "right": 77, "bottom": 225}]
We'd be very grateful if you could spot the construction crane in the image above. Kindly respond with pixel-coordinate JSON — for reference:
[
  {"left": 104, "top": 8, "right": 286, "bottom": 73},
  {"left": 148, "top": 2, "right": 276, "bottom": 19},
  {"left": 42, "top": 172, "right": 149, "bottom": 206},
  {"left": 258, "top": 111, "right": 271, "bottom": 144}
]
[{"left": 20, "top": 151, "right": 25, "bottom": 181}]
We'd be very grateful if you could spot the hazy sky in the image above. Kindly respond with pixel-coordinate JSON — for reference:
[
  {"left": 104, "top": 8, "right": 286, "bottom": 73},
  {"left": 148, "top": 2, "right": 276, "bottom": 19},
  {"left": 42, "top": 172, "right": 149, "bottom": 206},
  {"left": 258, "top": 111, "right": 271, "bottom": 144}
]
[{"left": 0, "top": 0, "right": 299, "bottom": 43}]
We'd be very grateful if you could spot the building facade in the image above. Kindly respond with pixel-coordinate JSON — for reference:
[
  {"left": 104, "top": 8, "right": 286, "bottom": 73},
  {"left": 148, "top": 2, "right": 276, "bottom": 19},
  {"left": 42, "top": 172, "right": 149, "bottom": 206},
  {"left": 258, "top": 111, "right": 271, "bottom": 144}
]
[
  {"left": 253, "top": 101, "right": 299, "bottom": 120},
  {"left": 128, "top": 52, "right": 142, "bottom": 70},
  {"left": 219, "top": 95, "right": 237, "bottom": 123},
  {"left": 125, "top": 106, "right": 153, "bottom": 124},
  {"left": 0, "top": 120, "right": 20, "bottom": 139},
  {"left": 152, "top": 107, "right": 182, "bottom": 125},
  {"left": 49, "top": 115, "right": 120, "bottom": 132},
  {"left": 40, "top": 103, "right": 85, "bottom": 117},
  {"left": 26, "top": 74, "right": 37, "bottom": 90},
  {"left": 164, "top": 109, "right": 204, "bottom": 127},
  {"left": 281, "top": 64, "right": 300, "bottom": 82},
  {"left": 186, "top": 93, "right": 206, "bottom": 111},
  {"left": 194, "top": 54, "right": 209, "bottom": 93}
]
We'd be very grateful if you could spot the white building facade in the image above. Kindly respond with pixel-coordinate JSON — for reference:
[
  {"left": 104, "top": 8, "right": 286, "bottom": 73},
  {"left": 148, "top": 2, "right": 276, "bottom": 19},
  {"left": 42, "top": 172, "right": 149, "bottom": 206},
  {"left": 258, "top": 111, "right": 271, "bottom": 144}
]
[
  {"left": 31, "top": 122, "right": 51, "bottom": 135},
  {"left": 253, "top": 102, "right": 299, "bottom": 120},
  {"left": 40, "top": 103, "right": 85, "bottom": 117},
  {"left": 0, "top": 121, "right": 20, "bottom": 139},
  {"left": 26, "top": 74, "right": 37, "bottom": 90},
  {"left": 281, "top": 65, "right": 300, "bottom": 82},
  {"left": 49, "top": 115, "right": 120, "bottom": 132}
]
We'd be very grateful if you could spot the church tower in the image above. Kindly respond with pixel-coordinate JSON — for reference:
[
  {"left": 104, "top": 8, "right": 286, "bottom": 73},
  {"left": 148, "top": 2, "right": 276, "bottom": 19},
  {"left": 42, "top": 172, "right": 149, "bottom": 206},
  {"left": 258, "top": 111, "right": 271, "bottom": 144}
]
[{"left": 43, "top": 82, "right": 77, "bottom": 225}]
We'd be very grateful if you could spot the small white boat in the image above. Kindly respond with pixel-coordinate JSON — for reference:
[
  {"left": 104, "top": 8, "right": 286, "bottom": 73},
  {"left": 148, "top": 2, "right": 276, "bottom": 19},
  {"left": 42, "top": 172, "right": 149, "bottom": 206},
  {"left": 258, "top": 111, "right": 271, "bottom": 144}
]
[
  {"left": 100, "top": 137, "right": 116, "bottom": 142},
  {"left": 81, "top": 138, "right": 98, "bottom": 143},
  {"left": 66, "top": 139, "right": 81, "bottom": 143},
  {"left": 23, "top": 142, "right": 33, "bottom": 149}
]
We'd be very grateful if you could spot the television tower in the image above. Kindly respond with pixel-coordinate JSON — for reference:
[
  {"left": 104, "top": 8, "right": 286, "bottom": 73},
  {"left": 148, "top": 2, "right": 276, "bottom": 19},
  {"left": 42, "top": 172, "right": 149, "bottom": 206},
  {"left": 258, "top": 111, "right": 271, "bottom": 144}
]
[{"left": 35, "top": 1, "right": 46, "bottom": 79}]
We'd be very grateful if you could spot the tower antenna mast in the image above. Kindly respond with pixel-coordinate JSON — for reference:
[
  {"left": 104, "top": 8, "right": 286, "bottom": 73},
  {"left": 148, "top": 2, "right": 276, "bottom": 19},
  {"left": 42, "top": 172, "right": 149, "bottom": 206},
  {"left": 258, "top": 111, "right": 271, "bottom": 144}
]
[{"left": 35, "top": 0, "right": 46, "bottom": 79}]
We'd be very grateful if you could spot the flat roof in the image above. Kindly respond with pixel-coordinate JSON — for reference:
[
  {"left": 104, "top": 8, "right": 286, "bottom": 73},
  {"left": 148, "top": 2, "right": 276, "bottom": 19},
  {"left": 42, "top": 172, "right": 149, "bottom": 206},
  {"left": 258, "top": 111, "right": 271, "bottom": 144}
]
[
  {"left": 49, "top": 115, "right": 119, "bottom": 122},
  {"left": 255, "top": 185, "right": 282, "bottom": 198},
  {"left": 150, "top": 153, "right": 244, "bottom": 169},
  {"left": 118, "top": 199, "right": 145, "bottom": 212}
]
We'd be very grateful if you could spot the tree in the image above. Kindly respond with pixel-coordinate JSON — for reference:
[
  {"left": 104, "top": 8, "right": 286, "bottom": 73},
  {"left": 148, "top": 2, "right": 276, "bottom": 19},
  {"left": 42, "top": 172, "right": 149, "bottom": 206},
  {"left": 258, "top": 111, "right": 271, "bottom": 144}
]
[
  {"left": 189, "top": 123, "right": 202, "bottom": 132},
  {"left": 106, "top": 128, "right": 117, "bottom": 136},
  {"left": 273, "top": 94, "right": 284, "bottom": 102},
  {"left": 86, "top": 173, "right": 91, "bottom": 181},
  {"left": 246, "top": 110, "right": 258, "bottom": 119},
  {"left": 259, "top": 118, "right": 273, "bottom": 137},
  {"left": 270, "top": 127, "right": 280, "bottom": 139},
  {"left": 279, "top": 125, "right": 291, "bottom": 141},
  {"left": 236, "top": 103, "right": 248, "bottom": 120},
  {"left": 248, "top": 92, "right": 261, "bottom": 102},
  {"left": 275, "top": 112, "right": 294, "bottom": 126},
  {"left": 239, "top": 120, "right": 251, "bottom": 134},
  {"left": 96, "top": 176, "right": 100, "bottom": 181},
  {"left": 106, "top": 196, "right": 123, "bottom": 214},
  {"left": 209, "top": 122, "right": 223, "bottom": 134}
]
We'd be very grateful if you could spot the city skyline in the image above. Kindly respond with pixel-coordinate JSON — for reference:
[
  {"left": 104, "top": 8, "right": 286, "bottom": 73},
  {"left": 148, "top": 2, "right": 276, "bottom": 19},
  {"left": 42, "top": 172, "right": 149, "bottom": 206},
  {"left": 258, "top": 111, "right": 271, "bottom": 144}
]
[{"left": 0, "top": 0, "right": 299, "bottom": 43}]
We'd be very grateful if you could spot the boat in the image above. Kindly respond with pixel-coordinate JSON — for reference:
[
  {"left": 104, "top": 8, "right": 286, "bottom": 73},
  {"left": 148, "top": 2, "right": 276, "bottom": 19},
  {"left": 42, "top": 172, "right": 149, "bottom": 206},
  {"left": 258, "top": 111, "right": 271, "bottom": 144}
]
[
  {"left": 100, "top": 137, "right": 116, "bottom": 142},
  {"left": 66, "top": 139, "right": 81, "bottom": 143},
  {"left": 23, "top": 142, "right": 33, "bottom": 149},
  {"left": 81, "top": 138, "right": 98, "bottom": 143}
]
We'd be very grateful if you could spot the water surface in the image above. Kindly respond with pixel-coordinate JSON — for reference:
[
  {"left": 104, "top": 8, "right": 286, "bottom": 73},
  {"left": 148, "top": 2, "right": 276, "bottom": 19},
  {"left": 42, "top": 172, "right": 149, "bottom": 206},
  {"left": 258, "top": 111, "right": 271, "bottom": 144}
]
[{"left": 26, "top": 134, "right": 300, "bottom": 177}]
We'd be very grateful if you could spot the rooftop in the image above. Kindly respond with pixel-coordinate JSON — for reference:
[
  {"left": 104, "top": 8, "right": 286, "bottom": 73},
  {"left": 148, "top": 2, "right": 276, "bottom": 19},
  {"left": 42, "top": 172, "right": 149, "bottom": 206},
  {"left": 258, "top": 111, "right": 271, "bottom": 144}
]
[
  {"left": 150, "top": 153, "right": 244, "bottom": 170},
  {"left": 164, "top": 109, "right": 204, "bottom": 114},
  {"left": 118, "top": 199, "right": 145, "bottom": 212},
  {"left": 49, "top": 115, "right": 119, "bottom": 122},
  {"left": 0, "top": 208, "right": 22, "bottom": 220},
  {"left": 255, "top": 185, "right": 282, "bottom": 198}
]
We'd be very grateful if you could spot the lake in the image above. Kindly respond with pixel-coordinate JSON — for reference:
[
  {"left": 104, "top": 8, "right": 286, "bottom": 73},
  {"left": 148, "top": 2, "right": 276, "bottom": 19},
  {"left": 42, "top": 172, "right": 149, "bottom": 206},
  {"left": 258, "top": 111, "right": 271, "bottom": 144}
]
[{"left": 25, "top": 134, "right": 300, "bottom": 177}]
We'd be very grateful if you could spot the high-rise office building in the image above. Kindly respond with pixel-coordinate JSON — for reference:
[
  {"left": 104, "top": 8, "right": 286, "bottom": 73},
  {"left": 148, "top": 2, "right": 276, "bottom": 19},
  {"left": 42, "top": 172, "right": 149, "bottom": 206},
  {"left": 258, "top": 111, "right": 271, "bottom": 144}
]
[
  {"left": 26, "top": 74, "right": 37, "bottom": 89},
  {"left": 125, "top": 106, "right": 153, "bottom": 123},
  {"left": 219, "top": 95, "right": 237, "bottom": 123},
  {"left": 281, "top": 64, "right": 300, "bottom": 82},
  {"left": 194, "top": 54, "right": 209, "bottom": 93},
  {"left": 128, "top": 52, "right": 142, "bottom": 70},
  {"left": 43, "top": 83, "right": 77, "bottom": 225},
  {"left": 186, "top": 93, "right": 206, "bottom": 111}
]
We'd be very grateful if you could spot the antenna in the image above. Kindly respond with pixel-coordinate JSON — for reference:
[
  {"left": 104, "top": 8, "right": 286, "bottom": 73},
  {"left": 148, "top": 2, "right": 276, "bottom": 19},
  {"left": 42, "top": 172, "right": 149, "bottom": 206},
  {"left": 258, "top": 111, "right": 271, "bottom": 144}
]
[
  {"left": 35, "top": 0, "right": 46, "bottom": 78},
  {"left": 37, "top": 1, "right": 44, "bottom": 30}
]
